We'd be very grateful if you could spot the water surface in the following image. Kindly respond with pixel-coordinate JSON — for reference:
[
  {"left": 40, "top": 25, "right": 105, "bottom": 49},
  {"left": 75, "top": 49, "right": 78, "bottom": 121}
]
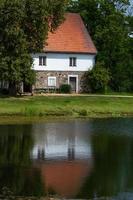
[{"left": 0, "top": 118, "right": 133, "bottom": 199}]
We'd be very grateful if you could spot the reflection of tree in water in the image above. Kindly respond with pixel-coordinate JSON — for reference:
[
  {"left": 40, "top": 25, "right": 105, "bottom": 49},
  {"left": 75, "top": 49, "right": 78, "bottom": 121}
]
[
  {"left": 77, "top": 133, "right": 133, "bottom": 199},
  {"left": 0, "top": 125, "right": 33, "bottom": 165},
  {"left": 0, "top": 124, "right": 45, "bottom": 197}
]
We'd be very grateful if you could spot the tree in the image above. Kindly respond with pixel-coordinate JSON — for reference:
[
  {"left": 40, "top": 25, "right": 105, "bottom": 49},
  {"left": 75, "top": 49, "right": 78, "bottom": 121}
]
[
  {"left": 0, "top": 0, "right": 68, "bottom": 95},
  {"left": 0, "top": 0, "right": 31, "bottom": 95},
  {"left": 81, "top": 62, "right": 110, "bottom": 93},
  {"left": 68, "top": 0, "right": 133, "bottom": 92}
]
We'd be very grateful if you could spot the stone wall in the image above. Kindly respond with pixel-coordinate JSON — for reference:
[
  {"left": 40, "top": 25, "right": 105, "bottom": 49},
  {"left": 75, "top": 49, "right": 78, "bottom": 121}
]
[{"left": 33, "top": 71, "right": 85, "bottom": 93}]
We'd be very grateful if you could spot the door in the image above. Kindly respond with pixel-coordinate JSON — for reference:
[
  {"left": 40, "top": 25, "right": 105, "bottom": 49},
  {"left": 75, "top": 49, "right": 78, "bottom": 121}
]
[
  {"left": 23, "top": 83, "right": 32, "bottom": 93},
  {"left": 69, "top": 77, "right": 77, "bottom": 93}
]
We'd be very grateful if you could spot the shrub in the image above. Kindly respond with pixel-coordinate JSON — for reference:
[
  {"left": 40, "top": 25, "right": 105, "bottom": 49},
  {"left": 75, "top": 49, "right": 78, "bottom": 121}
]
[
  {"left": 59, "top": 84, "right": 71, "bottom": 94},
  {"left": 81, "top": 62, "right": 110, "bottom": 93}
]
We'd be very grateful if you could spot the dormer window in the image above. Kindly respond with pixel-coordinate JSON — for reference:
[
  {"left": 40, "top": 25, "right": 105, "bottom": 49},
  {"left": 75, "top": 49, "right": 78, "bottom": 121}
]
[
  {"left": 69, "top": 57, "right": 77, "bottom": 67},
  {"left": 39, "top": 56, "right": 46, "bottom": 66}
]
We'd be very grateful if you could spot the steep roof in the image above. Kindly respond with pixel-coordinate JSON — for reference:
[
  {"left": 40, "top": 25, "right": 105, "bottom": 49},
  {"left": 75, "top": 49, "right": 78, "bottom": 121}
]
[{"left": 44, "top": 13, "right": 97, "bottom": 54}]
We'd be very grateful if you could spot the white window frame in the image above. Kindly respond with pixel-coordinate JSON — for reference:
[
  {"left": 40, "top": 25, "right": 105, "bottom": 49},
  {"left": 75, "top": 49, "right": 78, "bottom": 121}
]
[
  {"left": 69, "top": 57, "right": 77, "bottom": 67},
  {"left": 39, "top": 56, "right": 47, "bottom": 66},
  {"left": 48, "top": 76, "right": 56, "bottom": 87}
]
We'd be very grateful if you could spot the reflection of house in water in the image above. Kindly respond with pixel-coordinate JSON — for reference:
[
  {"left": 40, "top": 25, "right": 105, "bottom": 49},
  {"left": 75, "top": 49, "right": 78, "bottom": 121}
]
[
  {"left": 31, "top": 121, "right": 93, "bottom": 197},
  {"left": 32, "top": 121, "right": 92, "bottom": 161}
]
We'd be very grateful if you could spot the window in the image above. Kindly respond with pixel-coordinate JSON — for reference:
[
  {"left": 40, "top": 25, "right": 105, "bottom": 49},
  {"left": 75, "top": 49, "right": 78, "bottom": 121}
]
[
  {"left": 39, "top": 56, "right": 46, "bottom": 66},
  {"left": 69, "top": 57, "right": 77, "bottom": 66},
  {"left": 48, "top": 77, "right": 56, "bottom": 87}
]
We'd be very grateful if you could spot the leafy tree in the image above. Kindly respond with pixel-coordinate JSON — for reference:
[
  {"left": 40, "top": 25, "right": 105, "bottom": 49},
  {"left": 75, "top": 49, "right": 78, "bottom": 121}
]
[
  {"left": 0, "top": 0, "right": 32, "bottom": 95},
  {"left": 68, "top": 0, "right": 133, "bottom": 92},
  {"left": 81, "top": 62, "right": 110, "bottom": 93},
  {"left": 0, "top": 0, "right": 68, "bottom": 95}
]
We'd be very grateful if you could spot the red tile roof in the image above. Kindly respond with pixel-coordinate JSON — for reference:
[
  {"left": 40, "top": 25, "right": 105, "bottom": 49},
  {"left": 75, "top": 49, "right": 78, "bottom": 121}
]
[{"left": 44, "top": 13, "right": 97, "bottom": 54}]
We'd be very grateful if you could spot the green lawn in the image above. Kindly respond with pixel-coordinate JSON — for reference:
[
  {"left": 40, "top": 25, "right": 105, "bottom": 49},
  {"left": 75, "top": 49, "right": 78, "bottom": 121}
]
[{"left": 0, "top": 95, "right": 133, "bottom": 119}]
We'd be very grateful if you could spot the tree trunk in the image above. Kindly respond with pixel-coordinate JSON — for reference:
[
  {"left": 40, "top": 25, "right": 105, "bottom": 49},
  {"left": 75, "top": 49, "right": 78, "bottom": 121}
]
[{"left": 9, "top": 82, "right": 17, "bottom": 96}]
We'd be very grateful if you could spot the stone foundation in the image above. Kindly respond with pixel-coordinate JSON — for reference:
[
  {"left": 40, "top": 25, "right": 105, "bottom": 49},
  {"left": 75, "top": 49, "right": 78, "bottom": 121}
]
[{"left": 33, "top": 71, "right": 85, "bottom": 93}]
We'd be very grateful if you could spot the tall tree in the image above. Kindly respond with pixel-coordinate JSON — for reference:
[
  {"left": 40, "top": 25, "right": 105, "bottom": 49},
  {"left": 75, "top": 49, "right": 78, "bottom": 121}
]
[
  {"left": 0, "top": 0, "right": 32, "bottom": 95},
  {"left": 0, "top": 0, "right": 68, "bottom": 95},
  {"left": 68, "top": 0, "right": 133, "bottom": 92}
]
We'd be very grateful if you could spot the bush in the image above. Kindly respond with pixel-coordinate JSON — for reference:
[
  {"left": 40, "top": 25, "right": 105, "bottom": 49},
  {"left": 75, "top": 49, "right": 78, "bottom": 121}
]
[
  {"left": 59, "top": 84, "right": 71, "bottom": 94},
  {"left": 81, "top": 62, "right": 110, "bottom": 93}
]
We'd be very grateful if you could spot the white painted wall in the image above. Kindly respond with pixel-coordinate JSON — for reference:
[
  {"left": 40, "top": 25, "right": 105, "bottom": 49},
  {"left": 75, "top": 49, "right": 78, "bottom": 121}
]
[{"left": 32, "top": 53, "right": 95, "bottom": 72}]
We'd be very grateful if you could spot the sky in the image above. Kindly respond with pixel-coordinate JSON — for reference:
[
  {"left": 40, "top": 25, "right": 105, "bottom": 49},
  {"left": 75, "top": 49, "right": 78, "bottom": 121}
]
[{"left": 127, "top": 0, "right": 133, "bottom": 15}]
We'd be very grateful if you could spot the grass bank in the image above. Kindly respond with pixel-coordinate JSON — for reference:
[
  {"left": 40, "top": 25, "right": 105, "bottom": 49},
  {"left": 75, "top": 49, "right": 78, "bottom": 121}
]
[{"left": 0, "top": 95, "right": 133, "bottom": 119}]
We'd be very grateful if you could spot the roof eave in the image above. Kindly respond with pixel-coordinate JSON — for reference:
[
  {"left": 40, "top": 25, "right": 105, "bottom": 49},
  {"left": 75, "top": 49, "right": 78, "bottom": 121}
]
[{"left": 42, "top": 50, "right": 97, "bottom": 55}]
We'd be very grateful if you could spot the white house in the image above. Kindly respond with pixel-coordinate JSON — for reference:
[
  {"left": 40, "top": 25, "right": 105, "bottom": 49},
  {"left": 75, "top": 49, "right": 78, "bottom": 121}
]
[{"left": 32, "top": 13, "right": 97, "bottom": 93}]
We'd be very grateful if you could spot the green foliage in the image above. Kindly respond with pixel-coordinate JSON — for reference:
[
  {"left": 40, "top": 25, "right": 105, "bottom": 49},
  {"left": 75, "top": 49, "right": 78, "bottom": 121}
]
[
  {"left": 59, "top": 84, "right": 72, "bottom": 93},
  {"left": 81, "top": 63, "right": 110, "bottom": 93},
  {"left": 68, "top": 0, "right": 133, "bottom": 92},
  {"left": 0, "top": 0, "right": 68, "bottom": 95},
  {"left": 112, "top": 58, "right": 133, "bottom": 92}
]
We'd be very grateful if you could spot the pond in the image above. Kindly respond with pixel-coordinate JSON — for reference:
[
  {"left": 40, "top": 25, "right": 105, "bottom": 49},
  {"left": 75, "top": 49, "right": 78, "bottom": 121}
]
[{"left": 0, "top": 118, "right": 133, "bottom": 199}]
